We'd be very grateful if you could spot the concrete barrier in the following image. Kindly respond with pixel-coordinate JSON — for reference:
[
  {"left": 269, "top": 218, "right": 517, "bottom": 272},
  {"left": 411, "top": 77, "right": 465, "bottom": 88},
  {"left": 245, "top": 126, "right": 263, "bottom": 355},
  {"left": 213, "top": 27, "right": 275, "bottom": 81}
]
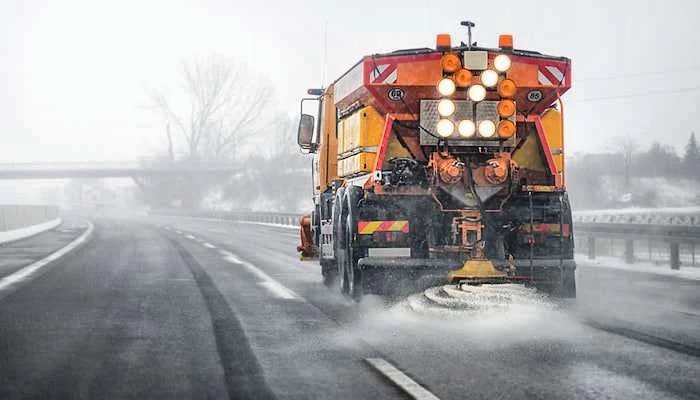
[
  {"left": 0, "top": 205, "right": 59, "bottom": 232},
  {"left": 0, "top": 205, "right": 61, "bottom": 244}
]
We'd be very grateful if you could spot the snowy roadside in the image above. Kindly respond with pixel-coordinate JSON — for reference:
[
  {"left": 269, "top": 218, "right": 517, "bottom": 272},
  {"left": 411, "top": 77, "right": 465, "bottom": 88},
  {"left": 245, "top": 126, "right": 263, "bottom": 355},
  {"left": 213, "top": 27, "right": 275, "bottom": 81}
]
[
  {"left": 576, "top": 254, "right": 700, "bottom": 281},
  {"left": 0, "top": 218, "right": 62, "bottom": 245}
]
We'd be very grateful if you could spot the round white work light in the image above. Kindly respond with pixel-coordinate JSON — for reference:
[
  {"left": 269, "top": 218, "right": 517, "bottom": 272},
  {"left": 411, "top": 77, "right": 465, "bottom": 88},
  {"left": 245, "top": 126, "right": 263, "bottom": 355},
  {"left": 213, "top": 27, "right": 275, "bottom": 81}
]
[
  {"left": 437, "top": 99, "right": 456, "bottom": 117},
  {"left": 436, "top": 119, "right": 455, "bottom": 137},
  {"left": 468, "top": 84, "right": 487, "bottom": 102},
  {"left": 437, "top": 78, "right": 456, "bottom": 97},
  {"left": 494, "top": 54, "right": 512, "bottom": 72},
  {"left": 457, "top": 120, "right": 476, "bottom": 138},
  {"left": 480, "top": 70, "right": 499, "bottom": 88},
  {"left": 478, "top": 120, "right": 497, "bottom": 137}
]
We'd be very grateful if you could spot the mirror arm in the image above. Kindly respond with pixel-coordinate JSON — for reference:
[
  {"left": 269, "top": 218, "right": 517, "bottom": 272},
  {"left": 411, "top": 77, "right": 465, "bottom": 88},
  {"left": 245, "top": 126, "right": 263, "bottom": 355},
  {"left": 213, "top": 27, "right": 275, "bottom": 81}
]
[
  {"left": 313, "top": 96, "right": 324, "bottom": 150},
  {"left": 300, "top": 97, "right": 319, "bottom": 115}
]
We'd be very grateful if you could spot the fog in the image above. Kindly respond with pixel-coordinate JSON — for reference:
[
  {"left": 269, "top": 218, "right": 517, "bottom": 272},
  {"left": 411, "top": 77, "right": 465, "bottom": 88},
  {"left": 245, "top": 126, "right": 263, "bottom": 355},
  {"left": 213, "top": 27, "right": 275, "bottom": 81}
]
[
  {"left": 1, "top": 0, "right": 699, "bottom": 208},
  {"left": 1, "top": 4, "right": 698, "bottom": 398}
]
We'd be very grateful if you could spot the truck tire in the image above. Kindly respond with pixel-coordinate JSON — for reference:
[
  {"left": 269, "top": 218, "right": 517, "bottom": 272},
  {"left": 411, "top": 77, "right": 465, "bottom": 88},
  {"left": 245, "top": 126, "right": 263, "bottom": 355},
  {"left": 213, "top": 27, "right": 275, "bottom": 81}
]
[
  {"left": 321, "top": 260, "right": 336, "bottom": 287},
  {"left": 344, "top": 186, "right": 364, "bottom": 301},
  {"left": 541, "top": 267, "right": 576, "bottom": 298},
  {"left": 344, "top": 215, "right": 363, "bottom": 301},
  {"left": 559, "top": 268, "right": 576, "bottom": 298},
  {"left": 333, "top": 188, "right": 348, "bottom": 294}
]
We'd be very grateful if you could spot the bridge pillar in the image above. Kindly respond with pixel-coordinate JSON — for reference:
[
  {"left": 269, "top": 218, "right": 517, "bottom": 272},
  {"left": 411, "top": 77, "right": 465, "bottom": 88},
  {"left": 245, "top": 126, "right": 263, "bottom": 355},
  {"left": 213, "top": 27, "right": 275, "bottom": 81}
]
[
  {"left": 587, "top": 236, "right": 596, "bottom": 260},
  {"left": 692, "top": 243, "right": 696, "bottom": 266},
  {"left": 624, "top": 239, "right": 634, "bottom": 264},
  {"left": 670, "top": 241, "right": 680, "bottom": 270}
]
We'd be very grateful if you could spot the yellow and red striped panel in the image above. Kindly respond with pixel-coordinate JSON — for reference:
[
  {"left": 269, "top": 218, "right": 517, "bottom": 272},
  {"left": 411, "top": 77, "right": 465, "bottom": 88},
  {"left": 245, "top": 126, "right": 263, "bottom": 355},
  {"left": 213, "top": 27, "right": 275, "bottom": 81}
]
[
  {"left": 357, "top": 220, "right": 409, "bottom": 235},
  {"left": 521, "top": 223, "right": 571, "bottom": 236}
]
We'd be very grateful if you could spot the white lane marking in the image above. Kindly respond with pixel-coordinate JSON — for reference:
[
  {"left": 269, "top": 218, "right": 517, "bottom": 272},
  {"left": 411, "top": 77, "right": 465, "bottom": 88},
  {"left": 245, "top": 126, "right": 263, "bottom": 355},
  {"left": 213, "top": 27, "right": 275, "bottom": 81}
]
[
  {"left": 175, "top": 230, "right": 182, "bottom": 234},
  {"left": 365, "top": 358, "right": 441, "bottom": 400},
  {"left": 185, "top": 234, "right": 196, "bottom": 240},
  {"left": 220, "top": 250, "right": 301, "bottom": 300},
  {"left": 259, "top": 281, "right": 298, "bottom": 300},
  {"left": 0, "top": 222, "right": 94, "bottom": 296},
  {"left": 202, "top": 242, "right": 216, "bottom": 249}
]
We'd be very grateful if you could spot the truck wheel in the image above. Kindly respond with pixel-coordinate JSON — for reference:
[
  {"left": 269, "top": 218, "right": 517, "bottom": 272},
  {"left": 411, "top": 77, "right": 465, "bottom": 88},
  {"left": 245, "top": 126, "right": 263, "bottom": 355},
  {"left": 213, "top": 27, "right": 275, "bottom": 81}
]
[
  {"left": 345, "top": 218, "right": 363, "bottom": 301},
  {"left": 321, "top": 260, "right": 337, "bottom": 287},
  {"left": 336, "top": 232, "right": 350, "bottom": 295},
  {"left": 559, "top": 268, "right": 576, "bottom": 298},
  {"left": 332, "top": 188, "right": 347, "bottom": 294},
  {"left": 544, "top": 267, "right": 576, "bottom": 298},
  {"left": 344, "top": 186, "right": 364, "bottom": 301}
]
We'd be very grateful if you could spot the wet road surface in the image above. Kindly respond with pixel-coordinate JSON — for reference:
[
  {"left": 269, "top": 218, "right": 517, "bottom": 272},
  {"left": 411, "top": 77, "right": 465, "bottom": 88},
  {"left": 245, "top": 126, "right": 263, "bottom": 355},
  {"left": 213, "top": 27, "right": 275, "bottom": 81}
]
[{"left": 0, "top": 217, "right": 697, "bottom": 399}]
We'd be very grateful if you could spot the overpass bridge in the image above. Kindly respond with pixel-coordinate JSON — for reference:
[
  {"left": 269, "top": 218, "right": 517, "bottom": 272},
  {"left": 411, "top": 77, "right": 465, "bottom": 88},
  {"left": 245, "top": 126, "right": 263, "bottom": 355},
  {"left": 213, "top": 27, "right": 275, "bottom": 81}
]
[{"left": 0, "top": 161, "right": 236, "bottom": 179}]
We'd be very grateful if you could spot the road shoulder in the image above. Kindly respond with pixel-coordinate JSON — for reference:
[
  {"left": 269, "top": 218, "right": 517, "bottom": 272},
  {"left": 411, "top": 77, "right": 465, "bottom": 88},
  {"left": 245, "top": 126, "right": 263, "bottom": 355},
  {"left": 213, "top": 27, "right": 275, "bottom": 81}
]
[{"left": 0, "top": 218, "right": 93, "bottom": 300}]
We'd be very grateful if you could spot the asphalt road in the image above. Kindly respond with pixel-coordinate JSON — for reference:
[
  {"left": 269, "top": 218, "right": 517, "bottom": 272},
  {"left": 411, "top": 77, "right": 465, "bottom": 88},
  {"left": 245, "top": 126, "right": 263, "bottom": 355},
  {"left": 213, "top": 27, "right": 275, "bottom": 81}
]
[{"left": 0, "top": 217, "right": 698, "bottom": 399}]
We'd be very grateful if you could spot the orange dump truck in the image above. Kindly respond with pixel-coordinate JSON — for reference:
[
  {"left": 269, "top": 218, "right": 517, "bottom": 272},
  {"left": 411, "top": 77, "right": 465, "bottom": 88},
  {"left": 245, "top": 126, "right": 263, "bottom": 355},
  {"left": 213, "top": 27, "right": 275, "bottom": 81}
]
[{"left": 296, "top": 23, "right": 574, "bottom": 299}]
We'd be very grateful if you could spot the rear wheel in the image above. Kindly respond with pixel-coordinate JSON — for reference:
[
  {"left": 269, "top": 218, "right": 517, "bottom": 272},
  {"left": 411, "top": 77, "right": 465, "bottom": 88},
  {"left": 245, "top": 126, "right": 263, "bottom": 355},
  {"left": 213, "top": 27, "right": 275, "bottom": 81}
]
[
  {"left": 339, "top": 186, "right": 364, "bottom": 301},
  {"left": 336, "top": 231, "right": 350, "bottom": 295},
  {"left": 331, "top": 188, "right": 347, "bottom": 294},
  {"left": 539, "top": 267, "right": 576, "bottom": 298},
  {"left": 559, "top": 268, "right": 576, "bottom": 298},
  {"left": 344, "top": 217, "right": 363, "bottom": 301},
  {"left": 321, "top": 260, "right": 336, "bottom": 287}
]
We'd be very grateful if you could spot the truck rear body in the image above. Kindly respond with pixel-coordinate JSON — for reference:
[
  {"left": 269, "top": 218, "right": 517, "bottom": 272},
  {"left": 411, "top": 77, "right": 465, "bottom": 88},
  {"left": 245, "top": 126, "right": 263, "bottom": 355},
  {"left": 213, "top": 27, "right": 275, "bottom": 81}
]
[{"left": 297, "top": 28, "right": 576, "bottom": 299}]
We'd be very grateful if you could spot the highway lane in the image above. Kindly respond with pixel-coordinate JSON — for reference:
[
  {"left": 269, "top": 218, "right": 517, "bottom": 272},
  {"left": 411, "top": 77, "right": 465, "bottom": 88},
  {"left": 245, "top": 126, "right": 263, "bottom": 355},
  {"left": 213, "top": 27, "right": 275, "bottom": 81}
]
[
  {"left": 576, "top": 265, "right": 700, "bottom": 350},
  {"left": 153, "top": 216, "right": 700, "bottom": 400},
  {"left": 0, "top": 220, "right": 233, "bottom": 399},
  {"left": 0, "top": 216, "right": 698, "bottom": 399},
  {"left": 0, "top": 219, "right": 399, "bottom": 399},
  {"left": 0, "top": 219, "right": 87, "bottom": 280}
]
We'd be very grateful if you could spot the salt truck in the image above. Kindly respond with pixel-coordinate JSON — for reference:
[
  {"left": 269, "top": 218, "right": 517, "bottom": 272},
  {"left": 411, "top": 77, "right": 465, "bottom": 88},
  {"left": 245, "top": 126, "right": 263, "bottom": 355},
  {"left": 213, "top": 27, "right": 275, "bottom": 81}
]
[{"left": 296, "top": 22, "right": 575, "bottom": 300}]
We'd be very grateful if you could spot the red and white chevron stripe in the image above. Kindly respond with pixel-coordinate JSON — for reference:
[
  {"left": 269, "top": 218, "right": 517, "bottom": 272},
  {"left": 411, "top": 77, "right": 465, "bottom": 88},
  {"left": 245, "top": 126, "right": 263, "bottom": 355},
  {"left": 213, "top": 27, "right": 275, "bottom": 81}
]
[{"left": 538, "top": 65, "right": 565, "bottom": 86}]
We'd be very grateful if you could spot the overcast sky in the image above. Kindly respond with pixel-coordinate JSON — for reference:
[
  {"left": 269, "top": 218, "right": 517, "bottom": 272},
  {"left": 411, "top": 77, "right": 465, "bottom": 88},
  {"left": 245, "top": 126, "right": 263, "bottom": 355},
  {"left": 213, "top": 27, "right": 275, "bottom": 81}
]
[{"left": 1, "top": 0, "right": 699, "bottom": 163}]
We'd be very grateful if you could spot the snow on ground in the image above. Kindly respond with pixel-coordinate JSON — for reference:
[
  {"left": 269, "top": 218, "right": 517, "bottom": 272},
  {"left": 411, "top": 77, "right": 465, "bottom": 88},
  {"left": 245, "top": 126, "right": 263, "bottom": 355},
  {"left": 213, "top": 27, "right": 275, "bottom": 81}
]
[
  {"left": 576, "top": 254, "right": 700, "bottom": 281},
  {"left": 0, "top": 218, "right": 62, "bottom": 244}
]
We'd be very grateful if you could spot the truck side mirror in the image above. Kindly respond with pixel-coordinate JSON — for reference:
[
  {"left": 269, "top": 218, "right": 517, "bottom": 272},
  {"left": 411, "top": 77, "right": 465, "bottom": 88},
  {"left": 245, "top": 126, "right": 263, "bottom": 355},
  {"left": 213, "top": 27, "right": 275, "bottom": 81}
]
[{"left": 297, "top": 114, "right": 316, "bottom": 151}]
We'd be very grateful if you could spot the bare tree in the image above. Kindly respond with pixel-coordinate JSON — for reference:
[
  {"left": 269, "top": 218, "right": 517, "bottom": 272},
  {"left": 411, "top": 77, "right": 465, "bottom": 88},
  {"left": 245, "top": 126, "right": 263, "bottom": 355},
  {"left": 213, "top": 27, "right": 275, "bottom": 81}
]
[
  {"left": 143, "top": 56, "right": 274, "bottom": 209},
  {"left": 151, "top": 56, "right": 273, "bottom": 163},
  {"left": 616, "top": 135, "right": 638, "bottom": 192}
]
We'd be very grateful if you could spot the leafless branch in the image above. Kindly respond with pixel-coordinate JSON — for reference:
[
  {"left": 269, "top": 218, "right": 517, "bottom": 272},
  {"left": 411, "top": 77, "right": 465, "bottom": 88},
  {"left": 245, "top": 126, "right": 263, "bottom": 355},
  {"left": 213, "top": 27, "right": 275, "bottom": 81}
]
[{"left": 150, "top": 56, "right": 274, "bottom": 163}]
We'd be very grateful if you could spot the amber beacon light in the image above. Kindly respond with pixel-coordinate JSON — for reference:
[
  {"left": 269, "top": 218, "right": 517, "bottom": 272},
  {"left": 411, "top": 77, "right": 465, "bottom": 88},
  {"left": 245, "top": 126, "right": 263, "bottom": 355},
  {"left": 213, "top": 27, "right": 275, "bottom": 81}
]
[
  {"left": 498, "top": 34, "right": 513, "bottom": 49},
  {"left": 436, "top": 34, "right": 452, "bottom": 50}
]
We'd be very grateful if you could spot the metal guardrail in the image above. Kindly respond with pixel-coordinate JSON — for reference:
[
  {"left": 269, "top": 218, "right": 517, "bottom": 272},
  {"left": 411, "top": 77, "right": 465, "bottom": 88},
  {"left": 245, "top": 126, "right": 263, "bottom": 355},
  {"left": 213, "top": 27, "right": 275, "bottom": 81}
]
[
  {"left": 573, "top": 208, "right": 700, "bottom": 226},
  {"left": 574, "top": 222, "right": 699, "bottom": 269},
  {"left": 156, "top": 208, "right": 700, "bottom": 270},
  {"left": 205, "top": 211, "right": 301, "bottom": 227},
  {"left": 153, "top": 209, "right": 301, "bottom": 227}
]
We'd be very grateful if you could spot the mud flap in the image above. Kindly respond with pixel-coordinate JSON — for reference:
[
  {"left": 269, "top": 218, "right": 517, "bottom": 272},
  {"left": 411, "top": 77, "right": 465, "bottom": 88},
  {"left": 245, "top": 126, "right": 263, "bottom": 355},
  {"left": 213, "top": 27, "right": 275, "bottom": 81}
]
[{"left": 357, "top": 257, "right": 460, "bottom": 296}]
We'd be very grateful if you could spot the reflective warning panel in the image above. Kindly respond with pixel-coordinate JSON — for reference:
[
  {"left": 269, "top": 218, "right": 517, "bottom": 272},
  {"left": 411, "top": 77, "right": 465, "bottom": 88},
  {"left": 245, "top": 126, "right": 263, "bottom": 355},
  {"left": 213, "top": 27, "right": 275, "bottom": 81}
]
[{"left": 358, "top": 220, "right": 410, "bottom": 235}]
